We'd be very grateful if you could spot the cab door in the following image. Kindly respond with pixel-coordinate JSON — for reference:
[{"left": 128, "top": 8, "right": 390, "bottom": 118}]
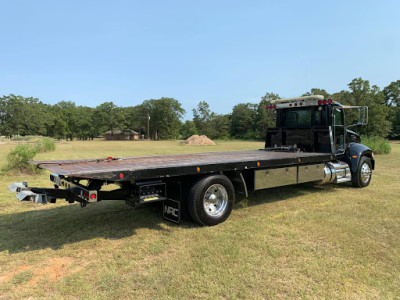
[{"left": 333, "top": 107, "right": 345, "bottom": 153}]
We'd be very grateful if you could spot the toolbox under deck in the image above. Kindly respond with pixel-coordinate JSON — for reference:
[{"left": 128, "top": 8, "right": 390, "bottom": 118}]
[{"left": 30, "top": 150, "right": 333, "bottom": 181}]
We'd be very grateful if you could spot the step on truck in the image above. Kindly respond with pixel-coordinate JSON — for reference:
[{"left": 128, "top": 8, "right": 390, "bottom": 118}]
[{"left": 9, "top": 95, "right": 374, "bottom": 226}]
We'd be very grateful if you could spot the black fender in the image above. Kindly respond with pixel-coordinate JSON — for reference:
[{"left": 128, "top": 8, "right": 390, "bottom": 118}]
[{"left": 345, "top": 143, "right": 375, "bottom": 174}]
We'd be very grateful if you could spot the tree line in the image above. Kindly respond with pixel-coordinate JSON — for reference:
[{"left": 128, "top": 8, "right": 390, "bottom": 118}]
[
  {"left": 0, "top": 77, "right": 399, "bottom": 140},
  {"left": 0, "top": 97, "right": 184, "bottom": 140}
]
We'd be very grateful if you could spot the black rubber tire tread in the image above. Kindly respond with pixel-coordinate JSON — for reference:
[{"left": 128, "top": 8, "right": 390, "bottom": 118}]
[
  {"left": 187, "top": 174, "right": 235, "bottom": 226},
  {"left": 351, "top": 156, "right": 372, "bottom": 188}
]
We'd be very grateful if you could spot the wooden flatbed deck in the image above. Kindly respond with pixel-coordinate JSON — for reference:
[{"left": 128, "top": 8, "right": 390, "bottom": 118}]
[{"left": 30, "top": 150, "right": 333, "bottom": 181}]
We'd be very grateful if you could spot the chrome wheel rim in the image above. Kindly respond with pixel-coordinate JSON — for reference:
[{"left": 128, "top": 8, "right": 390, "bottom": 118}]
[
  {"left": 360, "top": 163, "right": 372, "bottom": 184},
  {"left": 203, "top": 184, "right": 228, "bottom": 217}
]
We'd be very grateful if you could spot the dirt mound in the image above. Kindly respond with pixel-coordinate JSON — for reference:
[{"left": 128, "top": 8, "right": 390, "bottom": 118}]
[{"left": 184, "top": 135, "right": 216, "bottom": 146}]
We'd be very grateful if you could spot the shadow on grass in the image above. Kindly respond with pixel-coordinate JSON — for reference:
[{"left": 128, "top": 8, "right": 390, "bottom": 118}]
[
  {"left": 234, "top": 181, "right": 351, "bottom": 208},
  {"left": 0, "top": 200, "right": 197, "bottom": 253},
  {"left": 1, "top": 182, "right": 348, "bottom": 253}
]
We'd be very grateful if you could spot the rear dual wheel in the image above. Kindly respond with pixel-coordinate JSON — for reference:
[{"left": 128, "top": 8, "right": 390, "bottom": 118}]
[{"left": 187, "top": 174, "right": 235, "bottom": 226}]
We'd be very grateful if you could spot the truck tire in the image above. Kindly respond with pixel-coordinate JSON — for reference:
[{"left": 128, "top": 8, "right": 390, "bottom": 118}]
[
  {"left": 351, "top": 156, "right": 372, "bottom": 188},
  {"left": 187, "top": 174, "right": 235, "bottom": 226}
]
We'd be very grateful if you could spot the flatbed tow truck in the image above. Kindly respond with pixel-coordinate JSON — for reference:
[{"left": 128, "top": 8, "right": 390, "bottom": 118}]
[{"left": 9, "top": 95, "right": 374, "bottom": 226}]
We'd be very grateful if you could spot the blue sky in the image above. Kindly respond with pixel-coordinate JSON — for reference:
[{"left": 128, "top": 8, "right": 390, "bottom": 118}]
[{"left": 1, "top": 0, "right": 399, "bottom": 119}]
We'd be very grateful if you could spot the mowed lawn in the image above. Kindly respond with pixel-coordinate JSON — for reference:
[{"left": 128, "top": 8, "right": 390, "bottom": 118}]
[{"left": 0, "top": 139, "right": 399, "bottom": 299}]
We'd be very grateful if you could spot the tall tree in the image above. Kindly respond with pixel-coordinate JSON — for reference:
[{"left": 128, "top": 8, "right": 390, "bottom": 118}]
[
  {"left": 302, "top": 88, "right": 331, "bottom": 98},
  {"left": 141, "top": 97, "right": 185, "bottom": 139},
  {"left": 95, "top": 102, "right": 125, "bottom": 135},
  {"left": 230, "top": 103, "right": 257, "bottom": 139},
  {"left": 0, "top": 95, "right": 18, "bottom": 136},
  {"left": 254, "top": 92, "right": 280, "bottom": 139},
  {"left": 0, "top": 95, "right": 52, "bottom": 136},
  {"left": 334, "top": 78, "right": 391, "bottom": 137},
  {"left": 211, "top": 114, "right": 231, "bottom": 140},
  {"left": 75, "top": 106, "right": 97, "bottom": 140},
  {"left": 192, "top": 101, "right": 214, "bottom": 136},
  {"left": 383, "top": 80, "right": 400, "bottom": 106},
  {"left": 122, "top": 105, "right": 147, "bottom": 135},
  {"left": 180, "top": 120, "right": 198, "bottom": 139},
  {"left": 53, "top": 101, "right": 79, "bottom": 140},
  {"left": 192, "top": 101, "right": 230, "bottom": 139},
  {"left": 383, "top": 80, "right": 400, "bottom": 138}
]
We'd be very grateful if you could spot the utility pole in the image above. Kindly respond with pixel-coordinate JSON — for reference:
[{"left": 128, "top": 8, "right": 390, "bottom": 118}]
[{"left": 147, "top": 114, "right": 150, "bottom": 140}]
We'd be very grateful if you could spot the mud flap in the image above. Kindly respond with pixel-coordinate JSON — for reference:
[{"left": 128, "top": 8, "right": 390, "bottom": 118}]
[{"left": 163, "top": 199, "right": 181, "bottom": 224}]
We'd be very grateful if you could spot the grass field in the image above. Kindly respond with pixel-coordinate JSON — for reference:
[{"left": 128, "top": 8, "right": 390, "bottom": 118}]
[{"left": 0, "top": 139, "right": 399, "bottom": 299}]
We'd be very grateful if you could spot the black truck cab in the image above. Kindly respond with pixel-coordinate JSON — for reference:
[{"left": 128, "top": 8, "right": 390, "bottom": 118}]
[
  {"left": 266, "top": 96, "right": 360, "bottom": 153},
  {"left": 265, "top": 95, "right": 374, "bottom": 185}
]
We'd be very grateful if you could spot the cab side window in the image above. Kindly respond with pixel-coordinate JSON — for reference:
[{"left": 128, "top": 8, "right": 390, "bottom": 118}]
[
  {"left": 314, "top": 107, "right": 328, "bottom": 126},
  {"left": 334, "top": 108, "right": 343, "bottom": 126},
  {"left": 333, "top": 107, "right": 345, "bottom": 152}
]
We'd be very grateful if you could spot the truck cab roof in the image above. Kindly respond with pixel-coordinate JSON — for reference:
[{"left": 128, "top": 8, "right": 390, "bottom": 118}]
[{"left": 270, "top": 95, "right": 342, "bottom": 109}]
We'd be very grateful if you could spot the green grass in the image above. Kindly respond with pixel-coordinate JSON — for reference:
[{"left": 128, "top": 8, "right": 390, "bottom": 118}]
[{"left": 0, "top": 139, "right": 399, "bottom": 299}]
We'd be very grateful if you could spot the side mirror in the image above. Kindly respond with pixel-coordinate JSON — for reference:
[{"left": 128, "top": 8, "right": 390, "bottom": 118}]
[{"left": 344, "top": 106, "right": 368, "bottom": 128}]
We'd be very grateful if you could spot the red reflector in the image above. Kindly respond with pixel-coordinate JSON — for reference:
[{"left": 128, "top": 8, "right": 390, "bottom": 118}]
[
  {"left": 289, "top": 103, "right": 292, "bottom": 107},
  {"left": 328, "top": 99, "right": 332, "bottom": 104},
  {"left": 323, "top": 100, "right": 327, "bottom": 104},
  {"left": 90, "top": 194, "right": 96, "bottom": 200},
  {"left": 294, "top": 103, "right": 298, "bottom": 106},
  {"left": 273, "top": 104, "right": 276, "bottom": 109},
  {"left": 318, "top": 100, "right": 322, "bottom": 105},
  {"left": 300, "top": 102, "right": 303, "bottom": 106},
  {"left": 119, "top": 173, "right": 124, "bottom": 179}
]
